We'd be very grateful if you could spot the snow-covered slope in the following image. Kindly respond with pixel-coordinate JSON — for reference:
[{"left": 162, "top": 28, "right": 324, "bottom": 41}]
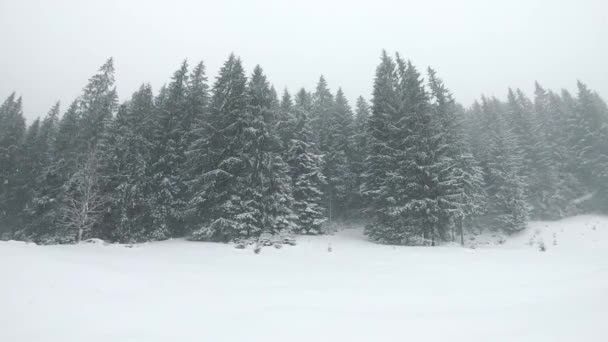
[{"left": 1, "top": 216, "right": 607, "bottom": 342}]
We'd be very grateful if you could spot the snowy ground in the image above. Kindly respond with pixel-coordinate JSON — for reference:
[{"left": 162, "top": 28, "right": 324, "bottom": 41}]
[{"left": 1, "top": 216, "right": 608, "bottom": 342}]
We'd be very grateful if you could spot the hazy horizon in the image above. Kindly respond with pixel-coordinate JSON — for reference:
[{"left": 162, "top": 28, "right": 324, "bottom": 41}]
[{"left": 1, "top": 0, "right": 606, "bottom": 121}]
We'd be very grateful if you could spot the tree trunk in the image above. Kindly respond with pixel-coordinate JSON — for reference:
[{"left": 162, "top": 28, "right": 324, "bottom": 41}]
[
  {"left": 451, "top": 222, "right": 455, "bottom": 242},
  {"left": 459, "top": 216, "right": 464, "bottom": 246},
  {"left": 328, "top": 192, "right": 332, "bottom": 223}
]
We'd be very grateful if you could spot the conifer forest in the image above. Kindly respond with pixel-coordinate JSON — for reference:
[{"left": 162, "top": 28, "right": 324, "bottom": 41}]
[{"left": 1, "top": 52, "right": 607, "bottom": 246}]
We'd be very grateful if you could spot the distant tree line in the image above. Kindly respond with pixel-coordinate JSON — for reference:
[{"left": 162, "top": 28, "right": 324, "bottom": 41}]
[{"left": 1, "top": 51, "right": 606, "bottom": 245}]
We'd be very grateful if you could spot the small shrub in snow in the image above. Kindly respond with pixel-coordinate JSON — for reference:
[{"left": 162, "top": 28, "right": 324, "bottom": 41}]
[
  {"left": 553, "top": 233, "right": 557, "bottom": 246},
  {"left": 538, "top": 240, "right": 546, "bottom": 252},
  {"left": 84, "top": 238, "right": 105, "bottom": 244},
  {"left": 258, "top": 233, "right": 274, "bottom": 247},
  {"left": 283, "top": 236, "right": 297, "bottom": 246},
  {"left": 254, "top": 244, "right": 262, "bottom": 254}
]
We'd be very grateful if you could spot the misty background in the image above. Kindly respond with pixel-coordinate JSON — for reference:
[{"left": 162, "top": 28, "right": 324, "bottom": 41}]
[{"left": 1, "top": 0, "right": 606, "bottom": 121}]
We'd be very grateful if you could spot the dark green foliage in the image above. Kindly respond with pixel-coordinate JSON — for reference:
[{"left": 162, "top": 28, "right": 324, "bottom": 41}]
[
  {"left": 4, "top": 52, "right": 608, "bottom": 246},
  {"left": 188, "top": 55, "right": 255, "bottom": 241},
  {"left": 0, "top": 93, "right": 26, "bottom": 237},
  {"left": 287, "top": 92, "right": 327, "bottom": 234},
  {"left": 97, "top": 85, "right": 165, "bottom": 242}
]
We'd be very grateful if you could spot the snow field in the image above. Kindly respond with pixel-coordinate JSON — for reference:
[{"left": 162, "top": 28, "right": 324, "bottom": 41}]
[{"left": 1, "top": 215, "right": 607, "bottom": 341}]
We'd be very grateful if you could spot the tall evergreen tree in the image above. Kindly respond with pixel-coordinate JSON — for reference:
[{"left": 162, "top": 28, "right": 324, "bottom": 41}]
[
  {"left": 97, "top": 85, "right": 163, "bottom": 242},
  {"left": 311, "top": 76, "right": 334, "bottom": 149},
  {"left": 571, "top": 81, "right": 608, "bottom": 211},
  {"left": 287, "top": 89, "right": 327, "bottom": 234},
  {"left": 350, "top": 96, "right": 370, "bottom": 213},
  {"left": 427, "top": 68, "right": 485, "bottom": 243},
  {"left": 242, "top": 65, "right": 295, "bottom": 237},
  {"left": 393, "top": 57, "right": 444, "bottom": 244},
  {"left": 21, "top": 103, "right": 62, "bottom": 240},
  {"left": 324, "top": 88, "right": 354, "bottom": 219},
  {"left": 188, "top": 54, "right": 251, "bottom": 242},
  {"left": 0, "top": 93, "right": 26, "bottom": 237},
  {"left": 362, "top": 51, "right": 404, "bottom": 243},
  {"left": 475, "top": 97, "right": 529, "bottom": 233},
  {"left": 78, "top": 58, "right": 118, "bottom": 150},
  {"left": 149, "top": 61, "right": 191, "bottom": 237}
]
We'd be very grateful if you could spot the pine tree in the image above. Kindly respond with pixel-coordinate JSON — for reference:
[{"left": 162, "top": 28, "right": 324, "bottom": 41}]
[
  {"left": 571, "top": 81, "right": 608, "bottom": 211},
  {"left": 311, "top": 76, "right": 334, "bottom": 149},
  {"left": 0, "top": 93, "right": 26, "bottom": 237},
  {"left": 427, "top": 68, "right": 485, "bottom": 242},
  {"left": 325, "top": 88, "right": 354, "bottom": 219},
  {"left": 531, "top": 83, "right": 574, "bottom": 217},
  {"left": 97, "top": 85, "right": 163, "bottom": 242},
  {"left": 24, "top": 101, "right": 83, "bottom": 242},
  {"left": 362, "top": 51, "right": 405, "bottom": 243},
  {"left": 393, "top": 57, "right": 444, "bottom": 244},
  {"left": 276, "top": 89, "right": 295, "bottom": 152},
  {"left": 505, "top": 88, "right": 556, "bottom": 218},
  {"left": 184, "top": 61, "right": 210, "bottom": 149},
  {"left": 78, "top": 58, "right": 118, "bottom": 150},
  {"left": 21, "top": 103, "right": 62, "bottom": 240},
  {"left": 149, "top": 61, "right": 191, "bottom": 237},
  {"left": 288, "top": 91, "right": 327, "bottom": 234},
  {"left": 475, "top": 97, "right": 529, "bottom": 233},
  {"left": 188, "top": 54, "right": 251, "bottom": 242},
  {"left": 241, "top": 65, "right": 295, "bottom": 237},
  {"left": 350, "top": 96, "right": 370, "bottom": 213}
]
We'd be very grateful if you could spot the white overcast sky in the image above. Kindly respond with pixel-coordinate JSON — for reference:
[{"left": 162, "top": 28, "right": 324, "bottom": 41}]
[{"left": 1, "top": 0, "right": 606, "bottom": 121}]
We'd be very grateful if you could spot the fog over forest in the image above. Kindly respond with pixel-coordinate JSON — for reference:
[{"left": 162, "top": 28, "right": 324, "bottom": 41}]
[{"left": 1, "top": 0, "right": 606, "bottom": 121}]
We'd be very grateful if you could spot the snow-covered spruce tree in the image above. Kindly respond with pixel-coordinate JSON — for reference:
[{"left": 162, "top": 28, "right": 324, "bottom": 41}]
[
  {"left": 311, "top": 77, "right": 351, "bottom": 221},
  {"left": 322, "top": 88, "right": 354, "bottom": 220},
  {"left": 276, "top": 89, "right": 296, "bottom": 154},
  {"left": 362, "top": 51, "right": 405, "bottom": 243},
  {"left": 20, "top": 118, "right": 42, "bottom": 209},
  {"left": 34, "top": 57, "right": 119, "bottom": 241},
  {"left": 311, "top": 76, "right": 334, "bottom": 148},
  {"left": 242, "top": 65, "right": 295, "bottom": 237},
  {"left": 531, "top": 83, "right": 570, "bottom": 217},
  {"left": 25, "top": 100, "right": 84, "bottom": 242},
  {"left": 149, "top": 61, "right": 191, "bottom": 237},
  {"left": 187, "top": 54, "right": 252, "bottom": 242},
  {"left": 392, "top": 56, "right": 445, "bottom": 245},
  {"left": 96, "top": 85, "right": 165, "bottom": 242},
  {"left": 182, "top": 61, "right": 211, "bottom": 231},
  {"left": 350, "top": 96, "right": 370, "bottom": 214},
  {"left": 505, "top": 89, "right": 558, "bottom": 219},
  {"left": 77, "top": 58, "right": 118, "bottom": 151},
  {"left": 475, "top": 97, "right": 529, "bottom": 233},
  {"left": 0, "top": 93, "right": 26, "bottom": 238},
  {"left": 20, "top": 103, "right": 62, "bottom": 240},
  {"left": 287, "top": 90, "right": 327, "bottom": 234},
  {"left": 183, "top": 61, "right": 210, "bottom": 151},
  {"left": 427, "top": 68, "right": 486, "bottom": 243},
  {"left": 570, "top": 81, "right": 608, "bottom": 212}
]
